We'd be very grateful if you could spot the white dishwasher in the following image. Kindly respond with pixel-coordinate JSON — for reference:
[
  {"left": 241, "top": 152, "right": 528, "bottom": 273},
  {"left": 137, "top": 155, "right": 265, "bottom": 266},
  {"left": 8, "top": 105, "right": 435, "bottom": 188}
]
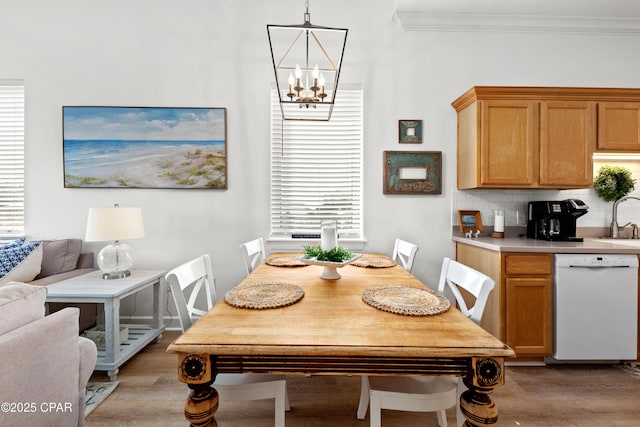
[{"left": 553, "top": 254, "right": 638, "bottom": 361}]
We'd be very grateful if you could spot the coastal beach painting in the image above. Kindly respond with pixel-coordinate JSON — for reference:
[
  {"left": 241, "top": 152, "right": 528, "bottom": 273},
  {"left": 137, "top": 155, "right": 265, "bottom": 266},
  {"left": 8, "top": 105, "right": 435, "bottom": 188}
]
[{"left": 63, "top": 106, "right": 227, "bottom": 189}]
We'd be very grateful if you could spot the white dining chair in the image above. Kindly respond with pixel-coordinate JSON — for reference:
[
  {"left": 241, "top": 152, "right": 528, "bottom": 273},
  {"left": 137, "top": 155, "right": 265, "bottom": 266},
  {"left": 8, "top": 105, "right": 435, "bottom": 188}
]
[
  {"left": 165, "top": 254, "right": 290, "bottom": 427},
  {"left": 166, "top": 254, "right": 215, "bottom": 329},
  {"left": 240, "top": 237, "right": 266, "bottom": 275},
  {"left": 356, "top": 257, "right": 495, "bottom": 427},
  {"left": 392, "top": 238, "right": 419, "bottom": 272}
]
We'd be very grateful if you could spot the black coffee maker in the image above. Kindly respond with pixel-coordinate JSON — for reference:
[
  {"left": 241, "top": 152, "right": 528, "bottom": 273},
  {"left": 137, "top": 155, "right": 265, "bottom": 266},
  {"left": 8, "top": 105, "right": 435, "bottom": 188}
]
[{"left": 526, "top": 199, "right": 589, "bottom": 242}]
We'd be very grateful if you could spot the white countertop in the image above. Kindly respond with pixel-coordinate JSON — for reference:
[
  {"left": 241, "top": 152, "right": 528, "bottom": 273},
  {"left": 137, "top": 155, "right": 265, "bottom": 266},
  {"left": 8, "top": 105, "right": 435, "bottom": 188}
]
[{"left": 453, "top": 235, "right": 640, "bottom": 254}]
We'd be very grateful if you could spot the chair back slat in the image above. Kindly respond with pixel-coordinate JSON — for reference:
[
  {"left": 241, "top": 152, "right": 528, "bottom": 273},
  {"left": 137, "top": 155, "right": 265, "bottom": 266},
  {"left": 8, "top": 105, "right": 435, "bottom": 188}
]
[
  {"left": 392, "top": 238, "right": 419, "bottom": 272},
  {"left": 240, "top": 238, "right": 266, "bottom": 275},
  {"left": 165, "top": 254, "right": 216, "bottom": 332},
  {"left": 437, "top": 257, "right": 495, "bottom": 325}
]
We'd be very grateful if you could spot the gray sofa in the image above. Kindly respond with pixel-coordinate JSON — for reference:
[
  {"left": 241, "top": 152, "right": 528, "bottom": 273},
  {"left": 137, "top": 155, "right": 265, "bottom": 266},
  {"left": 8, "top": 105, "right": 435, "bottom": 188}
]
[
  {"left": 26, "top": 239, "right": 97, "bottom": 331},
  {"left": 0, "top": 283, "right": 97, "bottom": 427}
]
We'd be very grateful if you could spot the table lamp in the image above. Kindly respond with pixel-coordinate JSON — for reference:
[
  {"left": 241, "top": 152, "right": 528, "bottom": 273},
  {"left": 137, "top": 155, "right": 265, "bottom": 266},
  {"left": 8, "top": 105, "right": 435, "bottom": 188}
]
[{"left": 85, "top": 204, "right": 145, "bottom": 279}]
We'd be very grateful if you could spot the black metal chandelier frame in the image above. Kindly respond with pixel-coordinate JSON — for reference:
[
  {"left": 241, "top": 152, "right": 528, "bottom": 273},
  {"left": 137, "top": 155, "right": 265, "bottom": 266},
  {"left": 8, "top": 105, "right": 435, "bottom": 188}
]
[{"left": 267, "top": 0, "right": 348, "bottom": 121}]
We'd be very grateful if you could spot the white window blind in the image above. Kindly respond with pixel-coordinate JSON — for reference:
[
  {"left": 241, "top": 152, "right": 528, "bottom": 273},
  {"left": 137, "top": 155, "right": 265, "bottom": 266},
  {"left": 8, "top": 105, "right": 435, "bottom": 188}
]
[
  {"left": 270, "top": 88, "right": 363, "bottom": 239},
  {"left": 0, "top": 81, "right": 25, "bottom": 235}
]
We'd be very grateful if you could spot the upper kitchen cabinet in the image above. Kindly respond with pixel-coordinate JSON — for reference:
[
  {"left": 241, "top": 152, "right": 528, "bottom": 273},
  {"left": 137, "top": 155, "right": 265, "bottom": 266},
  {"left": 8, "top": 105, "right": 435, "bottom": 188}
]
[
  {"left": 539, "top": 101, "right": 595, "bottom": 187},
  {"left": 477, "top": 99, "right": 537, "bottom": 187},
  {"left": 597, "top": 102, "right": 640, "bottom": 151},
  {"left": 452, "top": 87, "right": 596, "bottom": 189}
]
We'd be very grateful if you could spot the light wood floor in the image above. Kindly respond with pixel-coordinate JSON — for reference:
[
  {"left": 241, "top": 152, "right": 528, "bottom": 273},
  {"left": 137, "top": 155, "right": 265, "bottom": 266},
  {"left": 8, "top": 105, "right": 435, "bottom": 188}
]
[{"left": 87, "top": 331, "right": 640, "bottom": 426}]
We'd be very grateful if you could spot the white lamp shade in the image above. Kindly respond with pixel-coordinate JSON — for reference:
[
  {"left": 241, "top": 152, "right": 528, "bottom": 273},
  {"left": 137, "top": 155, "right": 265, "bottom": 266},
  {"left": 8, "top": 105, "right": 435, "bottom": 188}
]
[{"left": 85, "top": 207, "right": 145, "bottom": 242}]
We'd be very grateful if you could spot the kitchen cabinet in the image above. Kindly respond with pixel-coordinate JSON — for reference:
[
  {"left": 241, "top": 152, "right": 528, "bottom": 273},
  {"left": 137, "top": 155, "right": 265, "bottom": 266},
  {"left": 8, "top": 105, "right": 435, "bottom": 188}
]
[
  {"left": 477, "top": 100, "right": 536, "bottom": 186},
  {"left": 452, "top": 87, "right": 596, "bottom": 189},
  {"left": 455, "top": 243, "right": 502, "bottom": 339},
  {"left": 504, "top": 253, "right": 553, "bottom": 357},
  {"left": 455, "top": 243, "right": 553, "bottom": 359},
  {"left": 539, "top": 101, "right": 595, "bottom": 187},
  {"left": 598, "top": 102, "right": 640, "bottom": 151}
]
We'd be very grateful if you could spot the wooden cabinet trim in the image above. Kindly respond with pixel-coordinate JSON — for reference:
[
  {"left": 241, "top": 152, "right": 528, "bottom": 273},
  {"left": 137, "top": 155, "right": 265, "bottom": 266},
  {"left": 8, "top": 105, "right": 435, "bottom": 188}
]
[
  {"left": 452, "top": 86, "right": 640, "bottom": 112},
  {"left": 455, "top": 243, "right": 503, "bottom": 340},
  {"left": 457, "top": 103, "right": 480, "bottom": 189}
]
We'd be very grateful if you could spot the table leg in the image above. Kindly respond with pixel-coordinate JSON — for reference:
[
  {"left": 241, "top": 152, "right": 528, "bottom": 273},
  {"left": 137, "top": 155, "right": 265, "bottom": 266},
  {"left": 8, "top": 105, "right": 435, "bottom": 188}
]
[
  {"left": 178, "top": 354, "right": 219, "bottom": 427},
  {"left": 185, "top": 381, "right": 218, "bottom": 427},
  {"left": 152, "top": 277, "right": 164, "bottom": 342},
  {"left": 459, "top": 357, "right": 504, "bottom": 426},
  {"left": 104, "top": 297, "right": 120, "bottom": 370},
  {"left": 107, "top": 369, "right": 119, "bottom": 382}
]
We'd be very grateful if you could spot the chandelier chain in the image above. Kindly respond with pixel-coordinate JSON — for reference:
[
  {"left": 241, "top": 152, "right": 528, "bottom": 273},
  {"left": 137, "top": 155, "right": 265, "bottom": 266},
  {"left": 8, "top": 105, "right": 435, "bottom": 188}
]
[{"left": 304, "top": 0, "right": 310, "bottom": 24}]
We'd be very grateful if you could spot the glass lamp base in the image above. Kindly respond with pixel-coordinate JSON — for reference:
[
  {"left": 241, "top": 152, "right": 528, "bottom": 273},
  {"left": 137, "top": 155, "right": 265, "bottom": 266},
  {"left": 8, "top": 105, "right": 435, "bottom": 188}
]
[{"left": 98, "top": 242, "right": 135, "bottom": 280}]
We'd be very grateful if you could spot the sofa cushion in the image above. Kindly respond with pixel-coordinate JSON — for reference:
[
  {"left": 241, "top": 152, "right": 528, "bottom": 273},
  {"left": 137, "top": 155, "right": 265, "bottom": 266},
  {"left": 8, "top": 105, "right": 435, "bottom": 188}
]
[
  {"left": 0, "top": 307, "right": 84, "bottom": 427},
  {"left": 0, "top": 283, "right": 47, "bottom": 335},
  {"left": 35, "top": 238, "right": 83, "bottom": 279},
  {"left": 31, "top": 267, "right": 95, "bottom": 287},
  {"left": 0, "top": 241, "right": 43, "bottom": 284}
]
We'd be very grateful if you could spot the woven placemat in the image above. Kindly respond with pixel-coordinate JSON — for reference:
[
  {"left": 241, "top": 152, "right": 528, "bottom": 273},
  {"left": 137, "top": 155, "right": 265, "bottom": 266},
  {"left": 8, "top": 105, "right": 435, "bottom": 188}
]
[
  {"left": 362, "top": 285, "right": 450, "bottom": 316},
  {"left": 266, "top": 255, "right": 309, "bottom": 268},
  {"left": 351, "top": 254, "right": 397, "bottom": 268},
  {"left": 225, "top": 282, "right": 304, "bottom": 310}
]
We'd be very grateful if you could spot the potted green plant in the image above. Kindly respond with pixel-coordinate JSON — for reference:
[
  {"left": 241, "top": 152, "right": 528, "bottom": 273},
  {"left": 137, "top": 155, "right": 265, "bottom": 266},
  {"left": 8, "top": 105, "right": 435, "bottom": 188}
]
[{"left": 593, "top": 165, "right": 636, "bottom": 202}]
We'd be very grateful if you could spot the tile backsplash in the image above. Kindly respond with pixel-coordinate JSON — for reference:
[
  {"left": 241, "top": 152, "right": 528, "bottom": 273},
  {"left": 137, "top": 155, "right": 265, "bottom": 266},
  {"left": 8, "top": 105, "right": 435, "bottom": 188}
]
[{"left": 451, "top": 160, "right": 640, "bottom": 232}]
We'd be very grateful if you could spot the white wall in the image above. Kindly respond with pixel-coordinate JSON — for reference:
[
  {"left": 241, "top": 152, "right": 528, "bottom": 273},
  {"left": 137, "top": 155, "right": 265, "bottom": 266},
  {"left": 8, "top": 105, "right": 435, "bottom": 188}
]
[{"left": 2, "top": 0, "right": 640, "bottom": 319}]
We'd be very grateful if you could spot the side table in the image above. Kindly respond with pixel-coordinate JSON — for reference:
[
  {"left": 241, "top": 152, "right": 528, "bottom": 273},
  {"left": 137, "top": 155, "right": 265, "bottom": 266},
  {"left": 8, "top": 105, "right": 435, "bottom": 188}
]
[{"left": 46, "top": 269, "right": 166, "bottom": 381}]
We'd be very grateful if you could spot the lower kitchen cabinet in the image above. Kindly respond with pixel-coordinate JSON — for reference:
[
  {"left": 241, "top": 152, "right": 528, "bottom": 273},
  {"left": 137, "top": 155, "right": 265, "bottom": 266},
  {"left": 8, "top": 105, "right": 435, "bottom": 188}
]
[
  {"left": 504, "top": 253, "right": 553, "bottom": 357},
  {"left": 456, "top": 243, "right": 554, "bottom": 359}
]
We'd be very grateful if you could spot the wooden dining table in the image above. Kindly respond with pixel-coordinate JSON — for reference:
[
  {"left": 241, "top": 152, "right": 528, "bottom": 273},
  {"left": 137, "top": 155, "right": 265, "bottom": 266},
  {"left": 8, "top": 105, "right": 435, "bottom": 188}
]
[{"left": 167, "top": 253, "right": 515, "bottom": 426}]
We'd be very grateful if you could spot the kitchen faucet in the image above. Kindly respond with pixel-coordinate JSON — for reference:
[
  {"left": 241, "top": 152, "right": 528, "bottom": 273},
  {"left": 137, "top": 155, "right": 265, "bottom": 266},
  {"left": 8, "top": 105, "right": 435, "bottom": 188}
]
[{"left": 610, "top": 195, "right": 640, "bottom": 238}]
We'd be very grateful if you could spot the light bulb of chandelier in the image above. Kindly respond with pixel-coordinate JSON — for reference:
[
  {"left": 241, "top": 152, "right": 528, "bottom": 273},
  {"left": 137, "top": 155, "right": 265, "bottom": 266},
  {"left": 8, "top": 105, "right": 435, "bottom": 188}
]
[
  {"left": 318, "top": 73, "right": 327, "bottom": 100},
  {"left": 295, "top": 65, "right": 302, "bottom": 79},
  {"left": 288, "top": 72, "right": 295, "bottom": 85},
  {"left": 313, "top": 65, "right": 319, "bottom": 79}
]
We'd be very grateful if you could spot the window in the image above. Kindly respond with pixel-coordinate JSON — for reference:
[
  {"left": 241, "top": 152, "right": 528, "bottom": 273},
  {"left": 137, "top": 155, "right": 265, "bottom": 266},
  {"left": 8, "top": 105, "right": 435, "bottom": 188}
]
[
  {"left": 0, "top": 81, "right": 25, "bottom": 235},
  {"left": 270, "top": 87, "right": 363, "bottom": 240}
]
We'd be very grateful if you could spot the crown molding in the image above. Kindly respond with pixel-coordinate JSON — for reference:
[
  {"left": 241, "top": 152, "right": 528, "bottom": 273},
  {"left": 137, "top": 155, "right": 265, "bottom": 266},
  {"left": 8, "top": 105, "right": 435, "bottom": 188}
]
[
  {"left": 394, "top": 12, "right": 640, "bottom": 35},
  {"left": 451, "top": 86, "right": 640, "bottom": 111}
]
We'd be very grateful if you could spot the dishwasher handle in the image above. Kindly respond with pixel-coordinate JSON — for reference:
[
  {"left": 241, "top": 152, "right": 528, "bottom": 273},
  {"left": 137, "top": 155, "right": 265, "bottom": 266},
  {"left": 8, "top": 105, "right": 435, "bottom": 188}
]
[{"left": 567, "top": 264, "right": 635, "bottom": 268}]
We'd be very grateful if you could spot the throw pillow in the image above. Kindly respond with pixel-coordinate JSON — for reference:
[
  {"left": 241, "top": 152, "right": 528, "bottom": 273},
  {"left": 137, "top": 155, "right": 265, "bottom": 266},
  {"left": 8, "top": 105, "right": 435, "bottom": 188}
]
[
  {"left": 1, "top": 236, "right": 27, "bottom": 249},
  {"left": 0, "top": 283, "right": 47, "bottom": 335},
  {"left": 0, "top": 241, "right": 43, "bottom": 284},
  {"left": 36, "top": 238, "right": 82, "bottom": 279}
]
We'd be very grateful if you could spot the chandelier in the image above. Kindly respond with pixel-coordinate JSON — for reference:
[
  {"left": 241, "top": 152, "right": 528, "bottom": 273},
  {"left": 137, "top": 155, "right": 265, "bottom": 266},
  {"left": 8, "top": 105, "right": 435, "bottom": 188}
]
[{"left": 267, "top": 0, "right": 348, "bottom": 121}]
